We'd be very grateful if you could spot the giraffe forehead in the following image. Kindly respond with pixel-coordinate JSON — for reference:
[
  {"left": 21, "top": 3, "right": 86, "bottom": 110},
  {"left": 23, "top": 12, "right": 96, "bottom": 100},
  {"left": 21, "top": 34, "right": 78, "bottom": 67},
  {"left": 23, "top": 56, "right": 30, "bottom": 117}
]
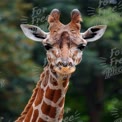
[
  {"left": 50, "top": 24, "right": 80, "bottom": 35},
  {"left": 48, "top": 29, "right": 82, "bottom": 46}
]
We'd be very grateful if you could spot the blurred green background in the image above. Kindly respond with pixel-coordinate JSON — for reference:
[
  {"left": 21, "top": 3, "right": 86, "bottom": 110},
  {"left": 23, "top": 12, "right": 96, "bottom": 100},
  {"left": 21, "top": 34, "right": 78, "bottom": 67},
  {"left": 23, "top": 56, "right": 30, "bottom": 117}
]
[{"left": 0, "top": 0, "right": 122, "bottom": 122}]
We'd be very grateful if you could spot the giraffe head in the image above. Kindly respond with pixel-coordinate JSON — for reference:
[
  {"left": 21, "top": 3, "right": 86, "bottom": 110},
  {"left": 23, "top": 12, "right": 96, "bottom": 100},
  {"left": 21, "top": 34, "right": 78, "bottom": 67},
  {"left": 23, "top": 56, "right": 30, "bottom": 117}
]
[{"left": 20, "top": 9, "right": 107, "bottom": 75}]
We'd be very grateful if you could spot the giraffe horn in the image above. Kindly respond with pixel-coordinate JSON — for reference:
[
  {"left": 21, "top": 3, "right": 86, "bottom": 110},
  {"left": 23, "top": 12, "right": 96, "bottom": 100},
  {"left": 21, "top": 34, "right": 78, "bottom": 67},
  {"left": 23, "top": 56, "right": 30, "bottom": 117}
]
[
  {"left": 68, "top": 9, "right": 83, "bottom": 31},
  {"left": 71, "top": 9, "right": 83, "bottom": 23},
  {"left": 48, "top": 9, "right": 60, "bottom": 23}
]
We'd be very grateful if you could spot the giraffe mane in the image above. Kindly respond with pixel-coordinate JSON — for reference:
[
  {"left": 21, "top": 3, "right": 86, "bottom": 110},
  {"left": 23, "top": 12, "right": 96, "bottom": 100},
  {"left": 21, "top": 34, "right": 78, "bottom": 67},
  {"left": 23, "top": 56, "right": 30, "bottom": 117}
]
[{"left": 15, "top": 80, "right": 41, "bottom": 122}]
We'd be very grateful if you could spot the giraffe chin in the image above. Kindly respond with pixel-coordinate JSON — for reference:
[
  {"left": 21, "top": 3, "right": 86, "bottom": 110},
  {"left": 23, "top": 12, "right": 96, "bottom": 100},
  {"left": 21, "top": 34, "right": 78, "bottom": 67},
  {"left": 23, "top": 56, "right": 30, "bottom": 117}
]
[{"left": 54, "top": 66, "right": 76, "bottom": 75}]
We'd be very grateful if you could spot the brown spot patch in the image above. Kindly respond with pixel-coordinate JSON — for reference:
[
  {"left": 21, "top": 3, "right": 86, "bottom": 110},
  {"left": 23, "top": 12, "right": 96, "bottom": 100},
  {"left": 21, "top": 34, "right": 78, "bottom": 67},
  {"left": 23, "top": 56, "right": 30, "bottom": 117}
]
[
  {"left": 63, "top": 79, "right": 69, "bottom": 88},
  {"left": 45, "top": 86, "right": 62, "bottom": 103},
  {"left": 38, "top": 118, "right": 47, "bottom": 122},
  {"left": 41, "top": 101, "right": 56, "bottom": 118},
  {"left": 45, "top": 86, "right": 55, "bottom": 101},
  {"left": 49, "top": 106, "right": 57, "bottom": 118},
  {"left": 32, "top": 109, "right": 38, "bottom": 122},
  {"left": 34, "top": 88, "right": 44, "bottom": 106},
  {"left": 52, "top": 80, "right": 58, "bottom": 86},
  {"left": 24, "top": 106, "right": 33, "bottom": 122},
  {"left": 40, "top": 72, "right": 45, "bottom": 81},
  {"left": 52, "top": 50, "right": 57, "bottom": 57},
  {"left": 50, "top": 76, "right": 58, "bottom": 86},
  {"left": 74, "top": 50, "right": 79, "bottom": 55},
  {"left": 42, "top": 70, "right": 49, "bottom": 87},
  {"left": 53, "top": 89, "right": 62, "bottom": 103}
]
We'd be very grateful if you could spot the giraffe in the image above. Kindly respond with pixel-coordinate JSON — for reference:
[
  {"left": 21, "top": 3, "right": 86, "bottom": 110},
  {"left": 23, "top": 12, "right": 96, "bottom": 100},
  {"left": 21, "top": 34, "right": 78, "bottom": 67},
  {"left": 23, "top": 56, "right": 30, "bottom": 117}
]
[{"left": 16, "top": 9, "right": 107, "bottom": 122}]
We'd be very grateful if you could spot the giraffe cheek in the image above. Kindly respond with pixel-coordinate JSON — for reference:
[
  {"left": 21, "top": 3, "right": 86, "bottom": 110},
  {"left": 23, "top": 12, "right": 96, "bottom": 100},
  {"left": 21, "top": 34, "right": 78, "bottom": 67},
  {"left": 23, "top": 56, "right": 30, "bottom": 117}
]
[
  {"left": 47, "top": 57, "right": 55, "bottom": 65},
  {"left": 47, "top": 56, "right": 51, "bottom": 62},
  {"left": 77, "top": 58, "right": 82, "bottom": 64},
  {"left": 74, "top": 53, "right": 82, "bottom": 65},
  {"left": 74, "top": 57, "right": 82, "bottom": 65}
]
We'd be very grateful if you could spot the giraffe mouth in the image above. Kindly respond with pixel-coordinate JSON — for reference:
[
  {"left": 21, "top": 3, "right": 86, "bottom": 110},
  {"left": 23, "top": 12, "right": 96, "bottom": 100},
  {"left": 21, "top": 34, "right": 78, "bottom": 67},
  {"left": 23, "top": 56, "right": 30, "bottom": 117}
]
[{"left": 54, "top": 66, "right": 76, "bottom": 74}]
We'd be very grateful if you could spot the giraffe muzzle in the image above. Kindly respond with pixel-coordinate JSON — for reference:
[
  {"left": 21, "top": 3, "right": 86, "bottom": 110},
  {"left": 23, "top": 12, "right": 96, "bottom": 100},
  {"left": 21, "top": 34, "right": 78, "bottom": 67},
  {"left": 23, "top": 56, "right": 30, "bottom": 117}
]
[{"left": 54, "top": 60, "right": 76, "bottom": 74}]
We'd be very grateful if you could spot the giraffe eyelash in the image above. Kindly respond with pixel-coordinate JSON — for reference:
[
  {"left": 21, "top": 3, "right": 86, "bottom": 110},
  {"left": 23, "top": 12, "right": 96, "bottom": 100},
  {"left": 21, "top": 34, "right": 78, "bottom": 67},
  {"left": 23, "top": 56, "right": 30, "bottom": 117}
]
[
  {"left": 44, "top": 44, "right": 53, "bottom": 50},
  {"left": 77, "top": 44, "right": 86, "bottom": 50}
]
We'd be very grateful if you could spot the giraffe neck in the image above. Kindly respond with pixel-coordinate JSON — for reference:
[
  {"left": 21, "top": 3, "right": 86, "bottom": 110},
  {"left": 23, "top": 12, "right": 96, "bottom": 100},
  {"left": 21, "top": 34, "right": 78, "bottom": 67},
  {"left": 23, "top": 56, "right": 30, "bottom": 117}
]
[{"left": 16, "top": 64, "right": 71, "bottom": 122}]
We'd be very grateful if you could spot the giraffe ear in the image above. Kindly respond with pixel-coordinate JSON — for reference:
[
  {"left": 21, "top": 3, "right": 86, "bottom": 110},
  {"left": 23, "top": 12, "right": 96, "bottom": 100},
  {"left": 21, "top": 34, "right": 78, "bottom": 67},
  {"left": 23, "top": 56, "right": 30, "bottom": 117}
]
[
  {"left": 81, "top": 25, "right": 107, "bottom": 42},
  {"left": 20, "top": 24, "right": 48, "bottom": 42}
]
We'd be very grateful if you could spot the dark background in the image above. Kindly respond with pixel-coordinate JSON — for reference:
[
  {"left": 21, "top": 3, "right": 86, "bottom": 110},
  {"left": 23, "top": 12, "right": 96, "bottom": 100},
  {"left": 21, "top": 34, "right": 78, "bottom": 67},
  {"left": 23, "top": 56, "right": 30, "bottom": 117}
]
[{"left": 0, "top": 0, "right": 122, "bottom": 122}]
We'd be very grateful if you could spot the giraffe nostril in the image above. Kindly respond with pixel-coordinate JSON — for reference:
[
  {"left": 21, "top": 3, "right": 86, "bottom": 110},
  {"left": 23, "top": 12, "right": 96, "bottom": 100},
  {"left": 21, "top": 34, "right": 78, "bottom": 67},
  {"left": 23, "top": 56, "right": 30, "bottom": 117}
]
[
  {"left": 57, "top": 62, "right": 62, "bottom": 66},
  {"left": 57, "top": 61, "right": 68, "bottom": 67},
  {"left": 57, "top": 60, "right": 73, "bottom": 67},
  {"left": 69, "top": 62, "right": 73, "bottom": 66}
]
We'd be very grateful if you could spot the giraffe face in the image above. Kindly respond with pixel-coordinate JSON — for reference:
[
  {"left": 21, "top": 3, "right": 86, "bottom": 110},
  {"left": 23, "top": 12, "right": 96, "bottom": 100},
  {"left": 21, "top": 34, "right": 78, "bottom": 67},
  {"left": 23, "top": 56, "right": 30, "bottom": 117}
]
[
  {"left": 43, "top": 28, "right": 87, "bottom": 75},
  {"left": 20, "top": 9, "right": 107, "bottom": 75}
]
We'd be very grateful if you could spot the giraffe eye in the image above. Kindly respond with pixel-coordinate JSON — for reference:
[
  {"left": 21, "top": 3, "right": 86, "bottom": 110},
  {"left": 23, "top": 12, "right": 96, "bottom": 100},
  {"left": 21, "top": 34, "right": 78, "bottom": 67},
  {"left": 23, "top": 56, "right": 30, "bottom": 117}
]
[
  {"left": 77, "top": 44, "right": 86, "bottom": 51},
  {"left": 44, "top": 44, "right": 52, "bottom": 50}
]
